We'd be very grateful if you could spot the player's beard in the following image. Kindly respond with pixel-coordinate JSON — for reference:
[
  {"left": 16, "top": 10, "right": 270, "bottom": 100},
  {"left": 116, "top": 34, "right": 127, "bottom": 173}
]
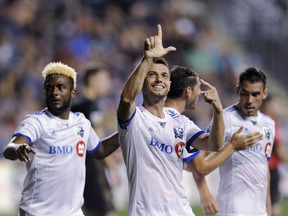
[{"left": 46, "top": 96, "right": 72, "bottom": 116}]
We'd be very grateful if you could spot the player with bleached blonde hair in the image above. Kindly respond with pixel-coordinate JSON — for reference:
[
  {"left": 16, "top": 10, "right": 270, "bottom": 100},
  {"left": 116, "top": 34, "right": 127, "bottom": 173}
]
[
  {"left": 42, "top": 62, "right": 77, "bottom": 89},
  {"left": 3, "top": 62, "right": 119, "bottom": 216}
]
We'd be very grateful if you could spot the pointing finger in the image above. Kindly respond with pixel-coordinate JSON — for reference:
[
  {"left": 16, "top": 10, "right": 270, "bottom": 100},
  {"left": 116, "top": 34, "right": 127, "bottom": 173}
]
[
  {"left": 157, "top": 24, "right": 162, "bottom": 41},
  {"left": 200, "top": 79, "right": 214, "bottom": 89}
]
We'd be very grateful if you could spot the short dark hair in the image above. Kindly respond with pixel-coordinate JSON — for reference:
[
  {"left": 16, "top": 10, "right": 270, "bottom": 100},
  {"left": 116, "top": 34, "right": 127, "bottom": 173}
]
[
  {"left": 153, "top": 57, "right": 169, "bottom": 68},
  {"left": 238, "top": 67, "right": 267, "bottom": 89},
  {"left": 167, "top": 66, "right": 199, "bottom": 99},
  {"left": 83, "top": 67, "right": 102, "bottom": 86}
]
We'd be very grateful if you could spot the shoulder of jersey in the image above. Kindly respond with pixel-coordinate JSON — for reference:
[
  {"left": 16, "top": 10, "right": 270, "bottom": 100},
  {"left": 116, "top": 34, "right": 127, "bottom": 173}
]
[
  {"left": 259, "top": 111, "right": 275, "bottom": 124},
  {"left": 33, "top": 108, "right": 48, "bottom": 116},
  {"left": 224, "top": 104, "right": 238, "bottom": 113},
  {"left": 73, "top": 111, "right": 84, "bottom": 117},
  {"left": 164, "top": 107, "right": 181, "bottom": 118}
]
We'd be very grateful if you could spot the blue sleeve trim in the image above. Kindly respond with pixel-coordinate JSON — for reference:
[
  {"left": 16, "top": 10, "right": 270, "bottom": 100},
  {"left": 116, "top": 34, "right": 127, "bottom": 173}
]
[
  {"left": 186, "top": 130, "right": 206, "bottom": 149},
  {"left": 13, "top": 133, "right": 32, "bottom": 145},
  {"left": 117, "top": 109, "right": 136, "bottom": 130},
  {"left": 87, "top": 141, "right": 102, "bottom": 154},
  {"left": 183, "top": 150, "right": 200, "bottom": 163}
]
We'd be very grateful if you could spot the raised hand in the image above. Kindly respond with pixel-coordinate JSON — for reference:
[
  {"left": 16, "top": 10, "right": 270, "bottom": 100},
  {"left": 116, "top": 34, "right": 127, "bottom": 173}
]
[
  {"left": 200, "top": 79, "right": 223, "bottom": 113},
  {"left": 16, "top": 144, "right": 36, "bottom": 163},
  {"left": 230, "top": 127, "right": 263, "bottom": 151},
  {"left": 144, "top": 24, "right": 176, "bottom": 58}
]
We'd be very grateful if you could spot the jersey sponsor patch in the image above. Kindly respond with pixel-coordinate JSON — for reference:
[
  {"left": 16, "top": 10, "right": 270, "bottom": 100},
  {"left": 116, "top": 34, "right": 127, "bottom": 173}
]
[{"left": 149, "top": 137, "right": 173, "bottom": 154}]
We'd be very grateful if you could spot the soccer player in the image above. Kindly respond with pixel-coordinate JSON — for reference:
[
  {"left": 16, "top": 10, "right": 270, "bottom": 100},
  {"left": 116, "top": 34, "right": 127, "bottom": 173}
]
[
  {"left": 117, "top": 24, "right": 225, "bottom": 216},
  {"left": 165, "top": 65, "right": 263, "bottom": 215},
  {"left": 2, "top": 62, "right": 119, "bottom": 216},
  {"left": 214, "top": 67, "right": 275, "bottom": 216}
]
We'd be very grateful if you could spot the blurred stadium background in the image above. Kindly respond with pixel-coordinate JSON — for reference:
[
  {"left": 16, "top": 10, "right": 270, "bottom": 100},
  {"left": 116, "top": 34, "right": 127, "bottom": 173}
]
[{"left": 1, "top": 0, "right": 288, "bottom": 215}]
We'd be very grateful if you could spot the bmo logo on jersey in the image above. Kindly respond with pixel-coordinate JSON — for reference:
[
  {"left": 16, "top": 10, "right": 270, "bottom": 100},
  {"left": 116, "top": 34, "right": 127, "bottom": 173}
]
[
  {"left": 49, "top": 145, "right": 73, "bottom": 154},
  {"left": 48, "top": 141, "right": 85, "bottom": 157},
  {"left": 149, "top": 137, "right": 173, "bottom": 154}
]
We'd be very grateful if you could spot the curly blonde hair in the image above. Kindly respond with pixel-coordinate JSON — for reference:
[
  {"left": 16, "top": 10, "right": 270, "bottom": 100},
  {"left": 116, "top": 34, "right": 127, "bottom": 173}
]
[{"left": 42, "top": 62, "right": 77, "bottom": 89}]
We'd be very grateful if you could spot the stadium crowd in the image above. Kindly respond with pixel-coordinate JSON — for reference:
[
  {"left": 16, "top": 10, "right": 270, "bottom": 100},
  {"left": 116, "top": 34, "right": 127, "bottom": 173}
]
[{"left": 1, "top": 0, "right": 288, "bottom": 215}]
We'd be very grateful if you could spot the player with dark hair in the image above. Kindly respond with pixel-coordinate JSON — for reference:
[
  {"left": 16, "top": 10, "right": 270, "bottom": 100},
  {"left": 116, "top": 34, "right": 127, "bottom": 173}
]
[
  {"left": 117, "top": 24, "right": 226, "bottom": 216},
  {"left": 165, "top": 65, "right": 263, "bottom": 215},
  {"left": 214, "top": 67, "right": 275, "bottom": 216}
]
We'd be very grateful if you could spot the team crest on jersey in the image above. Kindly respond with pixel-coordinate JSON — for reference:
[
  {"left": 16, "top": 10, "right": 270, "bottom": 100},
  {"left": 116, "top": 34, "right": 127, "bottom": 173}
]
[
  {"left": 263, "top": 127, "right": 271, "bottom": 140},
  {"left": 75, "top": 126, "right": 84, "bottom": 137},
  {"left": 175, "top": 141, "right": 185, "bottom": 158},
  {"left": 264, "top": 142, "right": 272, "bottom": 158},
  {"left": 174, "top": 127, "right": 184, "bottom": 139},
  {"left": 76, "top": 141, "right": 85, "bottom": 157}
]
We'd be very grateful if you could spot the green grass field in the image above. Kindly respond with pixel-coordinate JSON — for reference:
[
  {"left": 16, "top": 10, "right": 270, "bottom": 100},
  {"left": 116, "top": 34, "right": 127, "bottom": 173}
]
[{"left": 1, "top": 198, "right": 287, "bottom": 216}]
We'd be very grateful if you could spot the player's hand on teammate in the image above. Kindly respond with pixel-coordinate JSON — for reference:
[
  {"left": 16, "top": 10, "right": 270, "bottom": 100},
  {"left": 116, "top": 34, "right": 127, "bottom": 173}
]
[
  {"left": 200, "top": 79, "right": 223, "bottom": 113},
  {"left": 16, "top": 144, "right": 36, "bottom": 163},
  {"left": 144, "top": 24, "right": 176, "bottom": 58},
  {"left": 230, "top": 127, "right": 263, "bottom": 151}
]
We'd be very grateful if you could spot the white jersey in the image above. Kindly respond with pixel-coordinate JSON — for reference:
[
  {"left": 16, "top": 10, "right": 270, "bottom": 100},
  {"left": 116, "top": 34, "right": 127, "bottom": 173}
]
[
  {"left": 13, "top": 108, "right": 101, "bottom": 216},
  {"left": 216, "top": 104, "right": 275, "bottom": 216},
  {"left": 118, "top": 106, "right": 204, "bottom": 216}
]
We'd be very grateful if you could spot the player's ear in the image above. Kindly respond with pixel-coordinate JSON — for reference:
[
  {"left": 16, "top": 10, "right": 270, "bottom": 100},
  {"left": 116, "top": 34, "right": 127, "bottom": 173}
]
[
  {"left": 236, "top": 85, "right": 240, "bottom": 95},
  {"left": 71, "top": 89, "right": 76, "bottom": 98},
  {"left": 184, "top": 87, "right": 191, "bottom": 98},
  {"left": 263, "top": 88, "right": 268, "bottom": 99}
]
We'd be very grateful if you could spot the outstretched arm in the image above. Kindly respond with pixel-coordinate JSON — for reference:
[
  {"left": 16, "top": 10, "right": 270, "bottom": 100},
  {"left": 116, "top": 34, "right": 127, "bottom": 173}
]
[
  {"left": 191, "top": 127, "right": 262, "bottom": 175},
  {"left": 117, "top": 24, "right": 176, "bottom": 122},
  {"left": 3, "top": 136, "right": 36, "bottom": 163},
  {"left": 93, "top": 132, "right": 120, "bottom": 160}
]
